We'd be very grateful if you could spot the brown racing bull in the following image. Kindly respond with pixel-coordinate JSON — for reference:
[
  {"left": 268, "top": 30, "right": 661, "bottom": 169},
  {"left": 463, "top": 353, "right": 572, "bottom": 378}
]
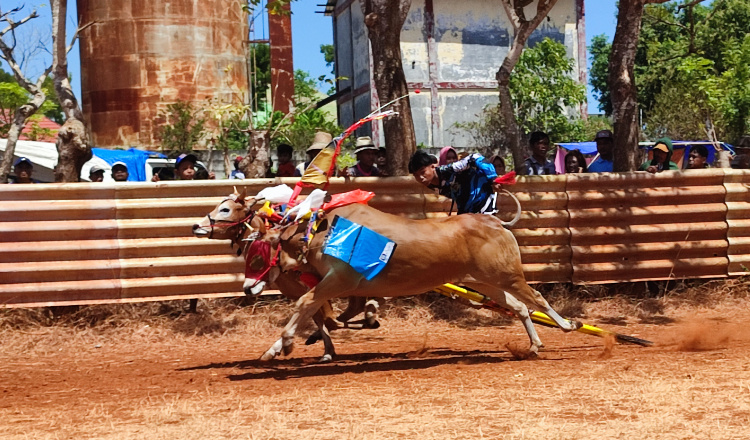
[
  {"left": 192, "top": 190, "right": 380, "bottom": 361},
  {"left": 236, "top": 197, "right": 581, "bottom": 361}
]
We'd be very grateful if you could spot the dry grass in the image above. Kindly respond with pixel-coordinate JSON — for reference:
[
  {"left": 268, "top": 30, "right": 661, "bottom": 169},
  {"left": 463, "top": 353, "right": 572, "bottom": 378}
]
[{"left": 2, "top": 280, "right": 750, "bottom": 440}]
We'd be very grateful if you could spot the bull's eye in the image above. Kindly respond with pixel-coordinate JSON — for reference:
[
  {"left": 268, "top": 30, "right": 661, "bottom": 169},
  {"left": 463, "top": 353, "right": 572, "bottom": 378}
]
[{"left": 220, "top": 208, "right": 230, "bottom": 214}]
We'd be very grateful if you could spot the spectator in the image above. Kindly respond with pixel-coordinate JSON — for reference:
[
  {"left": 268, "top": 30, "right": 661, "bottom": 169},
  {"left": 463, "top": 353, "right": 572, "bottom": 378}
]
[
  {"left": 686, "top": 145, "right": 709, "bottom": 169},
  {"left": 345, "top": 136, "right": 382, "bottom": 177},
  {"left": 487, "top": 155, "right": 506, "bottom": 176},
  {"left": 230, "top": 156, "right": 245, "bottom": 179},
  {"left": 409, "top": 150, "right": 499, "bottom": 215},
  {"left": 194, "top": 162, "right": 210, "bottom": 180},
  {"left": 295, "top": 131, "right": 332, "bottom": 177},
  {"left": 639, "top": 137, "right": 679, "bottom": 174},
  {"left": 438, "top": 146, "right": 458, "bottom": 166},
  {"left": 377, "top": 146, "right": 389, "bottom": 176},
  {"left": 11, "top": 157, "right": 35, "bottom": 184},
  {"left": 152, "top": 153, "right": 214, "bottom": 182},
  {"left": 524, "top": 131, "right": 556, "bottom": 175},
  {"left": 89, "top": 165, "right": 105, "bottom": 182},
  {"left": 565, "top": 149, "right": 588, "bottom": 174},
  {"left": 588, "top": 129, "right": 615, "bottom": 173},
  {"left": 111, "top": 162, "right": 129, "bottom": 182},
  {"left": 276, "top": 144, "right": 296, "bottom": 177}
]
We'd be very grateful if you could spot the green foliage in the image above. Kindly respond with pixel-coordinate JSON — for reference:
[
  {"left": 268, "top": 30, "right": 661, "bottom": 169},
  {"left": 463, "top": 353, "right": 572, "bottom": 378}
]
[
  {"left": 157, "top": 101, "right": 207, "bottom": 155},
  {"left": 590, "top": 0, "right": 750, "bottom": 143},
  {"left": 207, "top": 102, "right": 252, "bottom": 151},
  {"left": 249, "top": 43, "right": 271, "bottom": 108},
  {"left": 0, "top": 76, "right": 62, "bottom": 137},
  {"left": 588, "top": 35, "right": 612, "bottom": 115},
  {"left": 319, "top": 44, "right": 337, "bottom": 95},
  {"left": 509, "top": 38, "right": 586, "bottom": 139},
  {"left": 270, "top": 70, "right": 341, "bottom": 151},
  {"left": 454, "top": 38, "right": 586, "bottom": 154}
]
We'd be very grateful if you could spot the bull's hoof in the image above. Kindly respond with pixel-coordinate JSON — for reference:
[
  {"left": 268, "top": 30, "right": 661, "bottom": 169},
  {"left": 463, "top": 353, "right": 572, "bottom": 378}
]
[
  {"left": 319, "top": 354, "right": 333, "bottom": 363},
  {"left": 260, "top": 349, "right": 277, "bottom": 361},
  {"left": 566, "top": 320, "right": 583, "bottom": 332},
  {"left": 305, "top": 331, "right": 322, "bottom": 345},
  {"left": 282, "top": 339, "right": 294, "bottom": 356},
  {"left": 364, "top": 319, "right": 381, "bottom": 329}
]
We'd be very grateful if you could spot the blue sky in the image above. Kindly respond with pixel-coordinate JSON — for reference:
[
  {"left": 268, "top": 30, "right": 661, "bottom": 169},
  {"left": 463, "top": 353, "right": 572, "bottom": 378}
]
[{"left": 2, "top": 0, "right": 618, "bottom": 114}]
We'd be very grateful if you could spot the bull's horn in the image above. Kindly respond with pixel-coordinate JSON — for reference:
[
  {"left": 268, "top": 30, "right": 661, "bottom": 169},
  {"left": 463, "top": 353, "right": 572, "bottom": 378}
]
[
  {"left": 239, "top": 187, "right": 247, "bottom": 202},
  {"left": 233, "top": 186, "right": 239, "bottom": 196}
]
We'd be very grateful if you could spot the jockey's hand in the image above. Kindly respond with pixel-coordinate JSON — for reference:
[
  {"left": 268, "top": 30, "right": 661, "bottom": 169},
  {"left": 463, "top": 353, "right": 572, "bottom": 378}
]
[
  {"left": 492, "top": 183, "right": 504, "bottom": 193},
  {"left": 151, "top": 174, "right": 160, "bottom": 182}
]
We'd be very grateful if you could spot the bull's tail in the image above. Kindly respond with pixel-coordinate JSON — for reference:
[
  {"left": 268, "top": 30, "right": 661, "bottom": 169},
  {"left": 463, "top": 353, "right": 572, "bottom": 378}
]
[{"left": 498, "top": 190, "right": 522, "bottom": 227}]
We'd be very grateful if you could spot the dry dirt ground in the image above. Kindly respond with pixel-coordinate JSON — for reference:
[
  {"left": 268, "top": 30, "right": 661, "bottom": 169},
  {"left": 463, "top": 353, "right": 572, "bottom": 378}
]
[{"left": 1, "top": 293, "right": 750, "bottom": 440}]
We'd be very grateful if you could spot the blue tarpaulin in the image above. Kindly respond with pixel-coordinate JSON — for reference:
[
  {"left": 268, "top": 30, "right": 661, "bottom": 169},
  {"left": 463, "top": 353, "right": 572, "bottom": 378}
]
[
  {"left": 91, "top": 148, "right": 166, "bottom": 181},
  {"left": 322, "top": 216, "right": 396, "bottom": 280}
]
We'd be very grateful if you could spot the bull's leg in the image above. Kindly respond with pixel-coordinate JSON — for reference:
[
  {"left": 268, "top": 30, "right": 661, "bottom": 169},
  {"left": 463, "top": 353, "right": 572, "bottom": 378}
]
[
  {"left": 336, "top": 296, "right": 367, "bottom": 323},
  {"left": 261, "top": 286, "right": 328, "bottom": 361},
  {"left": 504, "top": 278, "right": 581, "bottom": 332},
  {"left": 468, "top": 284, "right": 543, "bottom": 353},
  {"left": 311, "top": 311, "right": 335, "bottom": 363},
  {"left": 364, "top": 298, "right": 383, "bottom": 329}
]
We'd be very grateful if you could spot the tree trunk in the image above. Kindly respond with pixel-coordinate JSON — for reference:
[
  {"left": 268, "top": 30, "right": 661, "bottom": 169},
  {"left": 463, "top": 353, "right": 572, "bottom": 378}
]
[
  {"left": 51, "top": 0, "right": 91, "bottom": 182},
  {"left": 0, "top": 96, "right": 45, "bottom": 183},
  {"left": 608, "top": 0, "right": 646, "bottom": 172},
  {"left": 362, "top": 0, "right": 416, "bottom": 176},
  {"left": 497, "top": 0, "right": 559, "bottom": 175},
  {"left": 240, "top": 130, "right": 270, "bottom": 178}
]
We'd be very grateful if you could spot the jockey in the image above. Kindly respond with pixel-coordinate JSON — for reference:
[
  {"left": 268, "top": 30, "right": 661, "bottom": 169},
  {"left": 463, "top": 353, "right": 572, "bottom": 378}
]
[{"left": 409, "top": 150, "right": 501, "bottom": 215}]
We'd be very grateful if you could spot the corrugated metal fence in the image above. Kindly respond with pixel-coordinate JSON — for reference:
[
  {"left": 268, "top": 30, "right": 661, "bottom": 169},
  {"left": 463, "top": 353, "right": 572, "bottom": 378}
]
[{"left": 1, "top": 170, "right": 748, "bottom": 308}]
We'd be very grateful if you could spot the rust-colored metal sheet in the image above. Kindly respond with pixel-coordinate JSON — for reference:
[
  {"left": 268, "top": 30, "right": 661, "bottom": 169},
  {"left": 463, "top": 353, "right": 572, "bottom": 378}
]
[
  {"left": 724, "top": 169, "right": 750, "bottom": 275},
  {"left": 0, "top": 172, "right": 746, "bottom": 308},
  {"left": 568, "top": 170, "right": 729, "bottom": 284}
]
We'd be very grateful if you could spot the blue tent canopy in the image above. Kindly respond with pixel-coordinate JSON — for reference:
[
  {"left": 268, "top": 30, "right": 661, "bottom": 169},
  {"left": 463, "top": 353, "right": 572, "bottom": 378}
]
[
  {"left": 556, "top": 142, "right": 598, "bottom": 155},
  {"left": 91, "top": 148, "right": 166, "bottom": 181}
]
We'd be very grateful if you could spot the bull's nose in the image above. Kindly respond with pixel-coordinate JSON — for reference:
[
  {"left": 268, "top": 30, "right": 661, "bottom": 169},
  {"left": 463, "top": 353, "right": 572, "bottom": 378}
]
[{"left": 192, "top": 224, "right": 200, "bottom": 231}]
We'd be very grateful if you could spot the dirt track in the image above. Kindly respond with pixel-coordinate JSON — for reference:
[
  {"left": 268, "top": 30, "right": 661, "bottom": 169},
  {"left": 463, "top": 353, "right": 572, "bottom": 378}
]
[{"left": 2, "top": 300, "right": 750, "bottom": 440}]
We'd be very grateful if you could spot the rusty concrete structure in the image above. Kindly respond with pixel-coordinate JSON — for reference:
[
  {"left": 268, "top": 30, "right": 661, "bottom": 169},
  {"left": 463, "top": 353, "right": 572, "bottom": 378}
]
[
  {"left": 268, "top": 3, "right": 295, "bottom": 114},
  {"left": 325, "top": 0, "right": 586, "bottom": 148},
  {"left": 76, "top": 0, "right": 249, "bottom": 148}
]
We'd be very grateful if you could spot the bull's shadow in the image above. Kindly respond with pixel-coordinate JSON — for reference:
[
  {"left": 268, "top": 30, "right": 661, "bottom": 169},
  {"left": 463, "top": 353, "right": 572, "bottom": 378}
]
[{"left": 182, "top": 346, "right": 592, "bottom": 381}]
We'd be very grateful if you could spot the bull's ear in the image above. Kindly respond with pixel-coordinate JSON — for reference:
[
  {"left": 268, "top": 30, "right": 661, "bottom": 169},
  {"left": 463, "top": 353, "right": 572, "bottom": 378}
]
[{"left": 279, "top": 224, "right": 298, "bottom": 242}]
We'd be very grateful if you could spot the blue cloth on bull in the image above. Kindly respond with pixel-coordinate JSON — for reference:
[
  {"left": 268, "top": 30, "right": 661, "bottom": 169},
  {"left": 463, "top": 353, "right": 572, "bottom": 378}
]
[{"left": 322, "top": 215, "right": 396, "bottom": 280}]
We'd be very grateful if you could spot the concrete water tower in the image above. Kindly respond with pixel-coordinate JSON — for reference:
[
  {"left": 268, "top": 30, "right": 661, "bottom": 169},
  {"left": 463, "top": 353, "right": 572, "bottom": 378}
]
[{"left": 76, "top": 1, "right": 249, "bottom": 148}]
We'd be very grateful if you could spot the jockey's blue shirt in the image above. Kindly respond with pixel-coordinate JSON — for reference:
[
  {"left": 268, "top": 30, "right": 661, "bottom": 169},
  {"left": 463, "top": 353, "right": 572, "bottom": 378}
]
[{"left": 430, "top": 153, "right": 498, "bottom": 215}]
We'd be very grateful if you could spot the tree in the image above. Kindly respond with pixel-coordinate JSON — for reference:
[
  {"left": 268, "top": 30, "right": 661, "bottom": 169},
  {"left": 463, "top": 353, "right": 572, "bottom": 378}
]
[
  {"left": 609, "top": 0, "right": 671, "bottom": 172},
  {"left": 496, "top": 0, "right": 560, "bottom": 175},
  {"left": 319, "top": 43, "right": 336, "bottom": 94},
  {"left": 361, "top": 0, "right": 417, "bottom": 176},
  {"left": 453, "top": 38, "right": 588, "bottom": 158},
  {"left": 157, "top": 101, "right": 207, "bottom": 156},
  {"left": 0, "top": 6, "right": 52, "bottom": 183},
  {"left": 50, "top": 0, "right": 91, "bottom": 182},
  {"left": 509, "top": 38, "right": 586, "bottom": 138},
  {"left": 248, "top": 43, "right": 271, "bottom": 110}
]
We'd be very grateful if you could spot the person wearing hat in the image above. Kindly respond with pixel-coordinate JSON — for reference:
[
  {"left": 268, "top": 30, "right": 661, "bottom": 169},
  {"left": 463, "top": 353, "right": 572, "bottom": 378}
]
[
  {"left": 111, "top": 162, "right": 129, "bottom": 182},
  {"left": 639, "top": 137, "right": 679, "bottom": 173},
  {"left": 151, "top": 153, "right": 214, "bottom": 182},
  {"left": 11, "top": 157, "right": 35, "bottom": 184},
  {"left": 295, "top": 131, "right": 332, "bottom": 177},
  {"left": 230, "top": 156, "right": 245, "bottom": 180},
  {"left": 345, "top": 136, "right": 382, "bottom": 177},
  {"left": 408, "top": 150, "right": 500, "bottom": 215},
  {"left": 588, "top": 129, "right": 615, "bottom": 173},
  {"left": 89, "top": 165, "right": 106, "bottom": 182}
]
